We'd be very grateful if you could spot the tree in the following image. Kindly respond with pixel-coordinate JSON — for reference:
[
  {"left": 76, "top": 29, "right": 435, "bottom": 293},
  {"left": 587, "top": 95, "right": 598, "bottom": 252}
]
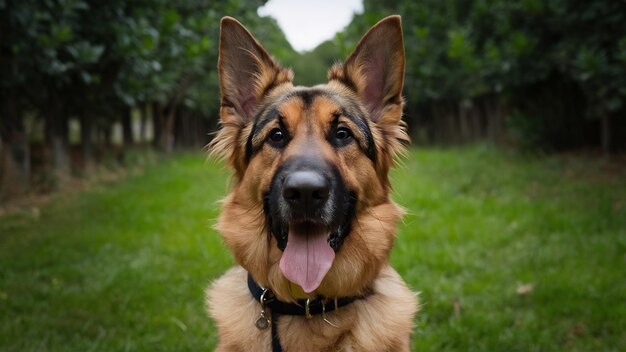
[
  {"left": 320, "top": 0, "right": 626, "bottom": 151},
  {"left": 0, "top": 0, "right": 276, "bottom": 197}
]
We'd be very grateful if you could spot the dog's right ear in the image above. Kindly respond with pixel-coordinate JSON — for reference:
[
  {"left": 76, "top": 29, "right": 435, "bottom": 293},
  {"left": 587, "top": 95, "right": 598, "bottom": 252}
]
[
  {"left": 218, "top": 17, "right": 293, "bottom": 122},
  {"left": 212, "top": 17, "right": 293, "bottom": 175}
]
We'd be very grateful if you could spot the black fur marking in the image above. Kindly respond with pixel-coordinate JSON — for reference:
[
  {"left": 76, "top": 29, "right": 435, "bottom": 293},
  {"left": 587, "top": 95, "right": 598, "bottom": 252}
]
[
  {"left": 329, "top": 191, "right": 357, "bottom": 251},
  {"left": 294, "top": 90, "right": 313, "bottom": 106},
  {"left": 336, "top": 109, "right": 376, "bottom": 162},
  {"left": 265, "top": 157, "right": 356, "bottom": 253},
  {"left": 283, "top": 88, "right": 328, "bottom": 108},
  {"left": 264, "top": 192, "right": 288, "bottom": 250},
  {"left": 333, "top": 74, "right": 358, "bottom": 93},
  {"left": 245, "top": 107, "right": 280, "bottom": 162},
  {"left": 244, "top": 88, "right": 376, "bottom": 163}
]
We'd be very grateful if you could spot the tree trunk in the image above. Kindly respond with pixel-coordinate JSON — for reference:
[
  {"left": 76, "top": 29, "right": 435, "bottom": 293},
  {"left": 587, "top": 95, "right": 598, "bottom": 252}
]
[
  {"left": 0, "top": 99, "right": 31, "bottom": 186},
  {"left": 10, "top": 120, "right": 30, "bottom": 181},
  {"left": 163, "top": 103, "right": 176, "bottom": 153},
  {"left": 139, "top": 102, "right": 148, "bottom": 144},
  {"left": 485, "top": 97, "right": 500, "bottom": 142},
  {"left": 600, "top": 114, "right": 610, "bottom": 156},
  {"left": 162, "top": 75, "right": 195, "bottom": 153},
  {"left": 163, "top": 99, "right": 184, "bottom": 152},
  {"left": 121, "top": 106, "right": 134, "bottom": 148},
  {"left": 469, "top": 105, "right": 481, "bottom": 140},
  {"left": 445, "top": 103, "right": 457, "bottom": 144},
  {"left": 0, "top": 119, "right": 30, "bottom": 199},
  {"left": 152, "top": 101, "right": 163, "bottom": 150},
  {"left": 102, "top": 124, "right": 112, "bottom": 147},
  {"left": 80, "top": 114, "right": 94, "bottom": 171},
  {"left": 432, "top": 104, "right": 444, "bottom": 144},
  {"left": 459, "top": 100, "right": 470, "bottom": 143},
  {"left": 0, "top": 139, "right": 19, "bottom": 200},
  {"left": 47, "top": 113, "right": 70, "bottom": 180}
]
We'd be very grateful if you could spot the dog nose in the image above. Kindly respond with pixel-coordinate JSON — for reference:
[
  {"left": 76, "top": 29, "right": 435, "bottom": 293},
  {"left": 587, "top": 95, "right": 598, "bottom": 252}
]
[{"left": 282, "top": 171, "right": 329, "bottom": 213}]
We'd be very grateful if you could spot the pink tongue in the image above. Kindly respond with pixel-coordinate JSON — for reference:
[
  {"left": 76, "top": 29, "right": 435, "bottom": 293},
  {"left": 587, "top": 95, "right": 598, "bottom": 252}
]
[{"left": 279, "top": 225, "right": 335, "bottom": 293}]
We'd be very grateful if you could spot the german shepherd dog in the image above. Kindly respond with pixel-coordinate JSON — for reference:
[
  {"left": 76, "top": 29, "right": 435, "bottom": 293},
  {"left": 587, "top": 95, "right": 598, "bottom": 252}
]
[{"left": 206, "top": 15, "right": 418, "bottom": 351}]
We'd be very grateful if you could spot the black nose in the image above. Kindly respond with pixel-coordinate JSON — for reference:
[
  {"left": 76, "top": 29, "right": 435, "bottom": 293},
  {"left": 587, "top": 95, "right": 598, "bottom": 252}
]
[{"left": 282, "top": 171, "right": 329, "bottom": 214}]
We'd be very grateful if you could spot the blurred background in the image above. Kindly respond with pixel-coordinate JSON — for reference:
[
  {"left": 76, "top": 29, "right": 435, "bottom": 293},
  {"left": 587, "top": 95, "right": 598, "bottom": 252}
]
[
  {"left": 1, "top": 0, "right": 625, "bottom": 199},
  {"left": 1, "top": 0, "right": 625, "bottom": 351}
]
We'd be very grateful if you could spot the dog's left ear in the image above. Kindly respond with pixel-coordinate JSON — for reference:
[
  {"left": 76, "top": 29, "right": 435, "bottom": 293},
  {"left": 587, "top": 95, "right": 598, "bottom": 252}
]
[{"left": 329, "top": 15, "right": 405, "bottom": 123}]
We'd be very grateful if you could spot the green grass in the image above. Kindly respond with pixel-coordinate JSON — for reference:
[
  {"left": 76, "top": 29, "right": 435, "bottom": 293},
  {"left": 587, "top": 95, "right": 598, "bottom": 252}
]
[
  {"left": 0, "top": 155, "right": 232, "bottom": 350},
  {"left": 1, "top": 146, "right": 624, "bottom": 351}
]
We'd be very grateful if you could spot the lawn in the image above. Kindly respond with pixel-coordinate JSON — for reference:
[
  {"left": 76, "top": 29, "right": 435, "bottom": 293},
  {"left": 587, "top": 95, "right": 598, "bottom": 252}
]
[{"left": 1, "top": 146, "right": 624, "bottom": 351}]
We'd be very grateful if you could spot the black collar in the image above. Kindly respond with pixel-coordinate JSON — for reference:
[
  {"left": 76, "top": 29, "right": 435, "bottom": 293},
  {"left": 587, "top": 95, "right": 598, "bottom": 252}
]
[
  {"left": 247, "top": 273, "right": 371, "bottom": 352},
  {"left": 247, "top": 273, "right": 367, "bottom": 316}
]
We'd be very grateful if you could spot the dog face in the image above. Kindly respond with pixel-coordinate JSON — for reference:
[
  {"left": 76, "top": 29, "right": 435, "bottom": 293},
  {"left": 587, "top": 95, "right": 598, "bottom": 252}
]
[{"left": 210, "top": 16, "right": 408, "bottom": 301}]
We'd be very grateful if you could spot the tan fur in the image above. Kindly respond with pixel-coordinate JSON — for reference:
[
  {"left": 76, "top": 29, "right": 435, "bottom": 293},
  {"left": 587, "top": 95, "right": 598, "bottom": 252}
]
[{"left": 206, "top": 15, "right": 418, "bottom": 351}]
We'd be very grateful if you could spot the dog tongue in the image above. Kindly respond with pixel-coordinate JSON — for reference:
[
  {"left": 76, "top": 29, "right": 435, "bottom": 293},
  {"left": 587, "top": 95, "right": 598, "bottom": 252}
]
[{"left": 279, "top": 224, "right": 335, "bottom": 293}]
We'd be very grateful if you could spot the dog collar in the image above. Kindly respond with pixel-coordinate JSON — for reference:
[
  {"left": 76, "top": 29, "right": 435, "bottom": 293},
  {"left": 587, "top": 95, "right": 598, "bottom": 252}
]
[{"left": 247, "top": 273, "right": 370, "bottom": 352}]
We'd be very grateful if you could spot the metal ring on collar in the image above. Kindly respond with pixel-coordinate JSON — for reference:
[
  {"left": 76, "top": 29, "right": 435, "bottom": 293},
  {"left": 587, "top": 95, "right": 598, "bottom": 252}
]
[
  {"left": 305, "top": 299, "right": 312, "bottom": 319},
  {"left": 260, "top": 288, "right": 269, "bottom": 306}
]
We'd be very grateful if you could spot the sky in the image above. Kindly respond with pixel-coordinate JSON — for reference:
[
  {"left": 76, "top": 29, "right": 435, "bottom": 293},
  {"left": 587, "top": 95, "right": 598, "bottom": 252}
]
[{"left": 258, "top": 0, "right": 363, "bottom": 52}]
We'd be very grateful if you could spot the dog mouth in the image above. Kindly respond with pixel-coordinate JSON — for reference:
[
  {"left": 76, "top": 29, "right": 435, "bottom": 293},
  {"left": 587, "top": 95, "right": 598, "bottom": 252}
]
[
  {"left": 264, "top": 191, "right": 356, "bottom": 251},
  {"left": 265, "top": 192, "right": 356, "bottom": 292},
  {"left": 278, "top": 221, "right": 335, "bottom": 293},
  {"left": 263, "top": 192, "right": 356, "bottom": 293},
  {"left": 263, "top": 158, "right": 357, "bottom": 292}
]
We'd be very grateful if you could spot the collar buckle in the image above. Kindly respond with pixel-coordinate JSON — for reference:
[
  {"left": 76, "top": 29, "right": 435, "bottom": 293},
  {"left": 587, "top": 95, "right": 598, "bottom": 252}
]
[{"left": 305, "top": 298, "right": 312, "bottom": 319}]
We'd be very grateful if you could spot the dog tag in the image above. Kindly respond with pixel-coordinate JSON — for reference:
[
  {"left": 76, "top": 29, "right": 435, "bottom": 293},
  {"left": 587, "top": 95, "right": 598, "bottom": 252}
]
[
  {"left": 255, "top": 287, "right": 271, "bottom": 330},
  {"left": 255, "top": 310, "right": 270, "bottom": 330}
]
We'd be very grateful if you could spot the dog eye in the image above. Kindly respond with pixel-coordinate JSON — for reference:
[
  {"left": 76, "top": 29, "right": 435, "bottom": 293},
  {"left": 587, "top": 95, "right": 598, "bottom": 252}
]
[
  {"left": 269, "top": 129, "right": 283, "bottom": 141},
  {"left": 335, "top": 127, "right": 352, "bottom": 141},
  {"left": 267, "top": 128, "right": 287, "bottom": 147},
  {"left": 330, "top": 126, "right": 353, "bottom": 148}
]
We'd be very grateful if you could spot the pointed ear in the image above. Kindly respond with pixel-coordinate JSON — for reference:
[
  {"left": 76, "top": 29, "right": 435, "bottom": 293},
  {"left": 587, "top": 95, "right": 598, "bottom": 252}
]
[
  {"left": 218, "top": 17, "right": 293, "bottom": 121},
  {"left": 328, "top": 15, "right": 405, "bottom": 122}
]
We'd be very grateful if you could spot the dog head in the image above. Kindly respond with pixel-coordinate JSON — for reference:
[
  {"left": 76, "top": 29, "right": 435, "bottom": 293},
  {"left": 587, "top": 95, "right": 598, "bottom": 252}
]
[{"left": 210, "top": 16, "right": 408, "bottom": 300}]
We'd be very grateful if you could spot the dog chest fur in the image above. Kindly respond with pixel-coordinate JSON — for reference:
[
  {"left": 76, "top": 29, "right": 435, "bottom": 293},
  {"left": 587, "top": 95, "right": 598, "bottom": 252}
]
[{"left": 207, "top": 266, "right": 417, "bottom": 351}]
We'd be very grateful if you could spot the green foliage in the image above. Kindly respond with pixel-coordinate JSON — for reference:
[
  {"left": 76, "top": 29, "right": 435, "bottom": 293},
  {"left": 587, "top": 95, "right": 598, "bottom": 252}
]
[
  {"left": 2, "top": 0, "right": 625, "bottom": 153},
  {"left": 505, "top": 111, "right": 543, "bottom": 151},
  {"left": 299, "top": 0, "right": 625, "bottom": 150},
  {"left": 0, "top": 0, "right": 272, "bottom": 128},
  {"left": 284, "top": 40, "right": 343, "bottom": 86}
]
